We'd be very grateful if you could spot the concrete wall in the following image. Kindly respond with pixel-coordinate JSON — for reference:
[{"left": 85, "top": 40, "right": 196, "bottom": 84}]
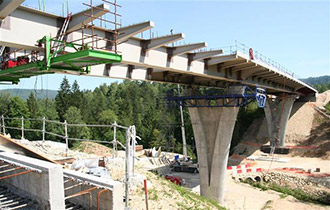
[
  {"left": 63, "top": 169, "right": 124, "bottom": 210},
  {"left": 0, "top": 152, "right": 65, "bottom": 210}
]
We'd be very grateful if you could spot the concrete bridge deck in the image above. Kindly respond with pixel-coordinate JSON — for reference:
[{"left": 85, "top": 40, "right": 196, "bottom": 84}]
[{"left": 0, "top": 3, "right": 317, "bottom": 96}]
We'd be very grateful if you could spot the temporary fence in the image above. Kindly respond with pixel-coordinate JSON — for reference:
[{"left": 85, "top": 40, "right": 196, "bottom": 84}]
[{"left": 0, "top": 115, "right": 130, "bottom": 157}]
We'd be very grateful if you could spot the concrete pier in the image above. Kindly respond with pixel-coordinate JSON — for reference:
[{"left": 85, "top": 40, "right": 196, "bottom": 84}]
[
  {"left": 264, "top": 95, "right": 296, "bottom": 147},
  {"left": 188, "top": 87, "right": 243, "bottom": 203}
]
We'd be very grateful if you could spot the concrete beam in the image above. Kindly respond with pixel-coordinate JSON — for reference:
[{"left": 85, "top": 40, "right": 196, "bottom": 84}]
[
  {"left": 0, "top": 0, "right": 25, "bottom": 19},
  {"left": 262, "top": 74, "right": 283, "bottom": 79},
  {"left": 241, "top": 67, "right": 266, "bottom": 79},
  {"left": 142, "top": 33, "right": 184, "bottom": 53},
  {"left": 169, "top": 42, "right": 207, "bottom": 57},
  {"left": 207, "top": 54, "right": 237, "bottom": 66},
  {"left": 219, "top": 59, "right": 248, "bottom": 70},
  {"left": 67, "top": 3, "right": 109, "bottom": 33},
  {"left": 251, "top": 70, "right": 273, "bottom": 77},
  {"left": 188, "top": 49, "right": 223, "bottom": 62},
  {"left": 232, "top": 63, "right": 257, "bottom": 73},
  {"left": 117, "top": 21, "right": 154, "bottom": 43}
]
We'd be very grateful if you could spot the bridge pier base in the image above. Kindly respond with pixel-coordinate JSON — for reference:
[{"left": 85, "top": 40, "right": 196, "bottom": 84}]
[
  {"left": 188, "top": 87, "right": 243, "bottom": 204},
  {"left": 264, "top": 95, "right": 296, "bottom": 147}
]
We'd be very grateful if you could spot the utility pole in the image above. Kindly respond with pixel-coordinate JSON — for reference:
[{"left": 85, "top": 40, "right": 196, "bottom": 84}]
[{"left": 178, "top": 84, "right": 187, "bottom": 161}]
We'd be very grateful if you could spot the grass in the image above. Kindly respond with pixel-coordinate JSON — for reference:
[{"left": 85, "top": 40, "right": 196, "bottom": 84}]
[
  {"left": 261, "top": 200, "right": 273, "bottom": 210},
  {"left": 167, "top": 179, "right": 227, "bottom": 210},
  {"left": 148, "top": 189, "right": 159, "bottom": 201},
  {"left": 242, "top": 179, "right": 328, "bottom": 205}
]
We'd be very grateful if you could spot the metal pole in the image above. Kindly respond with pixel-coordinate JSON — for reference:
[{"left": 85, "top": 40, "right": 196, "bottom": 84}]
[
  {"left": 66, "top": 0, "right": 69, "bottom": 15},
  {"left": 62, "top": 3, "right": 64, "bottom": 17},
  {"left": 0, "top": 115, "right": 2, "bottom": 135},
  {"left": 43, "top": 0, "right": 45, "bottom": 11},
  {"left": 64, "top": 120, "right": 68, "bottom": 156},
  {"left": 113, "top": 121, "right": 117, "bottom": 158},
  {"left": 132, "top": 125, "right": 136, "bottom": 176},
  {"left": 124, "top": 127, "right": 131, "bottom": 210},
  {"left": 21, "top": 116, "right": 24, "bottom": 140},
  {"left": 1, "top": 115, "right": 5, "bottom": 135},
  {"left": 178, "top": 85, "right": 187, "bottom": 161},
  {"left": 42, "top": 117, "right": 46, "bottom": 142}
]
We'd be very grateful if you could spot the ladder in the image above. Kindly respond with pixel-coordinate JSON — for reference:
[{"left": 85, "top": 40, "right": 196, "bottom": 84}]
[
  {"left": 0, "top": 46, "right": 5, "bottom": 57},
  {"left": 52, "top": 12, "right": 72, "bottom": 58}
]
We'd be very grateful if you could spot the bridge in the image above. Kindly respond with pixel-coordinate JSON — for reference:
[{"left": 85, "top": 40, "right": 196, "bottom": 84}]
[{"left": 0, "top": 0, "right": 318, "bottom": 206}]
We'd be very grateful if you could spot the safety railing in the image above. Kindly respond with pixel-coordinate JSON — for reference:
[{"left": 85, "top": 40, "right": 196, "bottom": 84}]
[
  {"left": 217, "top": 41, "right": 312, "bottom": 83},
  {"left": 0, "top": 115, "right": 131, "bottom": 157}
]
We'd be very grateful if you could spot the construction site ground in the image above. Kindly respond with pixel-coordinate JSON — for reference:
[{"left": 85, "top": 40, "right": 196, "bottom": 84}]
[{"left": 9, "top": 137, "right": 328, "bottom": 210}]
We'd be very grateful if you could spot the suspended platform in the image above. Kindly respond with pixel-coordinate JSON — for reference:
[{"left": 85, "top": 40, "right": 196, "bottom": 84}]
[{"left": 0, "top": 36, "right": 122, "bottom": 84}]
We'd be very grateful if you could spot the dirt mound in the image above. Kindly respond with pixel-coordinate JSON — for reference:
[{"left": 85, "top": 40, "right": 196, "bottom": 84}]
[
  {"left": 315, "top": 90, "right": 330, "bottom": 107},
  {"left": 73, "top": 141, "right": 113, "bottom": 157},
  {"left": 291, "top": 118, "right": 330, "bottom": 159}
]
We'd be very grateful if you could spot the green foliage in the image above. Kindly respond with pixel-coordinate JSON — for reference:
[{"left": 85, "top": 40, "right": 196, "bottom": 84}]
[
  {"left": 167, "top": 178, "right": 227, "bottom": 210},
  {"left": 6, "top": 96, "right": 30, "bottom": 138},
  {"left": 27, "top": 92, "right": 38, "bottom": 118},
  {"left": 55, "top": 77, "right": 72, "bottom": 121},
  {"left": 302, "top": 75, "right": 330, "bottom": 93},
  {"left": 64, "top": 106, "right": 91, "bottom": 144},
  {"left": 242, "top": 179, "right": 329, "bottom": 205},
  {"left": 325, "top": 103, "right": 330, "bottom": 114},
  {"left": 314, "top": 83, "right": 330, "bottom": 93},
  {"left": 302, "top": 75, "right": 330, "bottom": 86}
]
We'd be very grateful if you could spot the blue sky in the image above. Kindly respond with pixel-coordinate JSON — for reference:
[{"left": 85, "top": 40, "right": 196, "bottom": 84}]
[{"left": 2, "top": 0, "right": 329, "bottom": 91}]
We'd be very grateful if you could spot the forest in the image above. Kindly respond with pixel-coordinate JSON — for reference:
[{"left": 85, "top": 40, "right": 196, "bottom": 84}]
[{"left": 0, "top": 76, "right": 328, "bottom": 157}]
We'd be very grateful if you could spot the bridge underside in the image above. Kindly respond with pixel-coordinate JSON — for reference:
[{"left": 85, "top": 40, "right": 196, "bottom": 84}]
[{"left": 0, "top": 5, "right": 317, "bottom": 97}]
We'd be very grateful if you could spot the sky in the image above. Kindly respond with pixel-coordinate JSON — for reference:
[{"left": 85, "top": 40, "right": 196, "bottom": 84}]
[{"left": 1, "top": 0, "right": 329, "bottom": 91}]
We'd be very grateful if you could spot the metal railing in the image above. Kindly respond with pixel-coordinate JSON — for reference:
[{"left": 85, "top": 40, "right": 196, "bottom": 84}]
[
  {"left": 0, "top": 115, "right": 131, "bottom": 157},
  {"left": 218, "top": 41, "right": 307, "bottom": 82}
]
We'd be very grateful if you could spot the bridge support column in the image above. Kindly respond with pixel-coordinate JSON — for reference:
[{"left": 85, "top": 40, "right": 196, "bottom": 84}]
[
  {"left": 264, "top": 95, "right": 296, "bottom": 147},
  {"left": 188, "top": 87, "right": 243, "bottom": 204}
]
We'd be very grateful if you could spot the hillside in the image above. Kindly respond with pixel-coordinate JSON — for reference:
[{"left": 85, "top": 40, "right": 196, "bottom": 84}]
[
  {"left": 301, "top": 75, "right": 330, "bottom": 85},
  {"left": 0, "top": 89, "right": 58, "bottom": 100}
]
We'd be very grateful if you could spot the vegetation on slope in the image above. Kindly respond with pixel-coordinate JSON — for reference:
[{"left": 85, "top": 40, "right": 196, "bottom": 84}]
[{"left": 1, "top": 74, "right": 328, "bottom": 157}]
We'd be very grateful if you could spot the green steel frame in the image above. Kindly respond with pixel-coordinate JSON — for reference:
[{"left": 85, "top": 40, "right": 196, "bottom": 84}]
[{"left": 0, "top": 35, "right": 122, "bottom": 84}]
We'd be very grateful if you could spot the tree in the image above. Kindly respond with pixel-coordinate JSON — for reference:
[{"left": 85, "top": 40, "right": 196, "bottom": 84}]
[
  {"left": 0, "top": 92, "right": 10, "bottom": 116},
  {"left": 55, "top": 77, "right": 71, "bottom": 121},
  {"left": 6, "top": 97, "right": 30, "bottom": 139},
  {"left": 64, "top": 106, "right": 91, "bottom": 145},
  {"left": 27, "top": 92, "right": 38, "bottom": 118},
  {"left": 71, "top": 80, "right": 84, "bottom": 109}
]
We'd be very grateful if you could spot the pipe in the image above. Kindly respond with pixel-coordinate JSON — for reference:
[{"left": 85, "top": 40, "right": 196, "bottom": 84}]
[{"left": 96, "top": 189, "right": 108, "bottom": 210}]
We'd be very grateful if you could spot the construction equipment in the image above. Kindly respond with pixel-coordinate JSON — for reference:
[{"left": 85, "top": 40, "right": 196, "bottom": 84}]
[
  {"left": 165, "top": 86, "right": 267, "bottom": 108},
  {"left": 0, "top": 35, "right": 122, "bottom": 84},
  {"left": 52, "top": 13, "right": 72, "bottom": 58}
]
